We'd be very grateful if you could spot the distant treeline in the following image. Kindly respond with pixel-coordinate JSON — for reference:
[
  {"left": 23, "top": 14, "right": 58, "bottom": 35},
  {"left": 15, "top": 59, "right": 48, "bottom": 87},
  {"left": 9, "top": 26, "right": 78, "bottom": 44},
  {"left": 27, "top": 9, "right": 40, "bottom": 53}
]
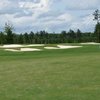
[
  {"left": 0, "top": 21, "right": 99, "bottom": 44},
  {"left": 0, "top": 29, "right": 96, "bottom": 44}
]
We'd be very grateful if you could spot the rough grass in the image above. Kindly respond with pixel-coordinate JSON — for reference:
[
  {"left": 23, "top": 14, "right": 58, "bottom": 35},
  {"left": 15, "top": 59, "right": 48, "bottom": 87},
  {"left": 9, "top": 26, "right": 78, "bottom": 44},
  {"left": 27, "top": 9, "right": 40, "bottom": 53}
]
[{"left": 0, "top": 44, "right": 100, "bottom": 100}]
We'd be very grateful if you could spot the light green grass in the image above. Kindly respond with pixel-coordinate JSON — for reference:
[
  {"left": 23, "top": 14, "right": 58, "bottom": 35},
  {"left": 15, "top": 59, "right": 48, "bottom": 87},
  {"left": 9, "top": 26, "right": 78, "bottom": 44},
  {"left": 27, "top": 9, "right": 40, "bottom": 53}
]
[{"left": 0, "top": 44, "right": 100, "bottom": 100}]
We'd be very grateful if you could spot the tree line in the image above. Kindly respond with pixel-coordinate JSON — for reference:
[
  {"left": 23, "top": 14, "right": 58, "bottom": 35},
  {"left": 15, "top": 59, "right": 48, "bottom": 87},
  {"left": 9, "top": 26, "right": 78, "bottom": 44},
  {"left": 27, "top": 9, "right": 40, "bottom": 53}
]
[
  {"left": 0, "top": 27, "right": 96, "bottom": 44},
  {"left": 0, "top": 9, "right": 100, "bottom": 44}
]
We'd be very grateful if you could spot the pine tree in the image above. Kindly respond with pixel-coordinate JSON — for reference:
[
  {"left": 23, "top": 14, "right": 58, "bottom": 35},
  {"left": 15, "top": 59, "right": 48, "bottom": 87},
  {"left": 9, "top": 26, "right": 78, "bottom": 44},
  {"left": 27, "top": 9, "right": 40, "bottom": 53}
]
[
  {"left": 76, "top": 29, "right": 82, "bottom": 43},
  {"left": 94, "top": 23, "right": 100, "bottom": 42},
  {"left": 4, "top": 22, "right": 14, "bottom": 44},
  {"left": 93, "top": 9, "right": 100, "bottom": 42}
]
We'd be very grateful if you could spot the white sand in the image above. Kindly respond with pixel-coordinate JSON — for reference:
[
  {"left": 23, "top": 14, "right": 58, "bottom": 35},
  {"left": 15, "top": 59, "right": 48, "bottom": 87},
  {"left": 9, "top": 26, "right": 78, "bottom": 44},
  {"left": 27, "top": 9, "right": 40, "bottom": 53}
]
[
  {"left": 20, "top": 48, "right": 41, "bottom": 51},
  {"left": 80, "top": 42, "right": 100, "bottom": 45},
  {"left": 0, "top": 44, "right": 45, "bottom": 48},
  {"left": 2, "top": 44, "right": 24, "bottom": 48},
  {"left": 5, "top": 49, "right": 20, "bottom": 52},
  {"left": 44, "top": 47, "right": 59, "bottom": 49},
  {"left": 45, "top": 45, "right": 82, "bottom": 49},
  {"left": 2, "top": 44, "right": 82, "bottom": 51},
  {"left": 57, "top": 45, "right": 82, "bottom": 49},
  {"left": 5, "top": 48, "right": 42, "bottom": 52},
  {"left": 27, "top": 44, "right": 45, "bottom": 47}
]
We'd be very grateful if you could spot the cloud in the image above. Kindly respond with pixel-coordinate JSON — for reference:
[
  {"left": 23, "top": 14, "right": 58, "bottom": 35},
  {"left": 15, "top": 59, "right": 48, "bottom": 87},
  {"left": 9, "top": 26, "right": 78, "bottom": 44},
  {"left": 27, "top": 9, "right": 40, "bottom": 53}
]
[
  {"left": 0, "top": 0, "right": 20, "bottom": 14},
  {"left": 70, "top": 14, "right": 96, "bottom": 32},
  {"left": 66, "top": 0, "right": 99, "bottom": 10},
  {"left": 0, "top": 0, "right": 100, "bottom": 33}
]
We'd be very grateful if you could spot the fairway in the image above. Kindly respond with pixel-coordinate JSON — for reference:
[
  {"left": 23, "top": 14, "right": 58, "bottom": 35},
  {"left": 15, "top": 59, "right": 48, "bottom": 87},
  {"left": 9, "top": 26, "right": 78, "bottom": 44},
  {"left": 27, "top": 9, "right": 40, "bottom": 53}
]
[{"left": 0, "top": 44, "right": 100, "bottom": 100}]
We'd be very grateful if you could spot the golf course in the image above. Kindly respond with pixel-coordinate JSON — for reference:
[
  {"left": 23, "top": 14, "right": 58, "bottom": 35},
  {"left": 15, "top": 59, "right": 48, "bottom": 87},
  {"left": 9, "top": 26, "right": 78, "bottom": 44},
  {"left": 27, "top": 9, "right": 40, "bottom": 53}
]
[{"left": 0, "top": 43, "right": 100, "bottom": 100}]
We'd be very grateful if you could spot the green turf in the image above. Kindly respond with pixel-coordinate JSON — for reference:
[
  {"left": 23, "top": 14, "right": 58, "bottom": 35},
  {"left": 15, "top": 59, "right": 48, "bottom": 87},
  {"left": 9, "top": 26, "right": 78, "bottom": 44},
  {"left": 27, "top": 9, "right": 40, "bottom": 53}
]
[{"left": 0, "top": 44, "right": 100, "bottom": 100}]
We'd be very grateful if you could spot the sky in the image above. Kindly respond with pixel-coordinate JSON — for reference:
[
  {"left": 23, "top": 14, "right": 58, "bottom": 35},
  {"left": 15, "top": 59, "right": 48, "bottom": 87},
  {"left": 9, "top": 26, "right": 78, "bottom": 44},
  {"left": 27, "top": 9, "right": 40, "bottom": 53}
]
[{"left": 0, "top": 0, "right": 100, "bottom": 33}]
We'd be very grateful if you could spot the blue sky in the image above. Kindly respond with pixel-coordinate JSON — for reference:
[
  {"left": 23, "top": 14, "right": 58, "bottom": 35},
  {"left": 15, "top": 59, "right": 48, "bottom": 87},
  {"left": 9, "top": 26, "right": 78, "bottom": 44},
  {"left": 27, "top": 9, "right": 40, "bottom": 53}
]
[{"left": 0, "top": 0, "right": 100, "bottom": 33}]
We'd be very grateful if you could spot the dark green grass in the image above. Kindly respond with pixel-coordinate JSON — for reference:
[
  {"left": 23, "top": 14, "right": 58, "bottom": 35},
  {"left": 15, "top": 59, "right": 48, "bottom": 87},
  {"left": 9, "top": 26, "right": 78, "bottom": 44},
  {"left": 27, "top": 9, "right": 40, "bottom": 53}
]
[{"left": 0, "top": 45, "right": 100, "bottom": 100}]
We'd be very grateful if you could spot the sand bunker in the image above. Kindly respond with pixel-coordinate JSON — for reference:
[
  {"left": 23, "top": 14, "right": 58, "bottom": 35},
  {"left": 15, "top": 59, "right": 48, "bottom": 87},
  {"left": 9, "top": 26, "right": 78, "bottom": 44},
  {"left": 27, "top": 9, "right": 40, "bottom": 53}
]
[
  {"left": 44, "top": 45, "right": 82, "bottom": 49},
  {"left": 2, "top": 44, "right": 24, "bottom": 48},
  {"left": 0, "top": 44, "right": 45, "bottom": 48},
  {"left": 44, "top": 47, "right": 59, "bottom": 49},
  {"left": 27, "top": 44, "right": 45, "bottom": 47},
  {"left": 20, "top": 48, "right": 41, "bottom": 51},
  {"left": 80, "top": 42, "right": 100, "bottom": 45},
  {"left": 2, "top": 44, "right": 82, "bottom": 52},
  {"left": 57, "top": 45, "right": 82, "bottom": 49},
  {"left": 5, "top": 48, "right": 41, "bottom": 52}
]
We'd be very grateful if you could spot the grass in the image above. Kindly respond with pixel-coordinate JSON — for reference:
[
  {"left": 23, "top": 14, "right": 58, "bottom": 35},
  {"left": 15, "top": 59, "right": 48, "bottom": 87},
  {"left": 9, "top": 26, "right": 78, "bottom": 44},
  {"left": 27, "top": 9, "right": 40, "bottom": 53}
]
[{"left": 0, "top": 44, "right": 100, "bottom": 100}]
